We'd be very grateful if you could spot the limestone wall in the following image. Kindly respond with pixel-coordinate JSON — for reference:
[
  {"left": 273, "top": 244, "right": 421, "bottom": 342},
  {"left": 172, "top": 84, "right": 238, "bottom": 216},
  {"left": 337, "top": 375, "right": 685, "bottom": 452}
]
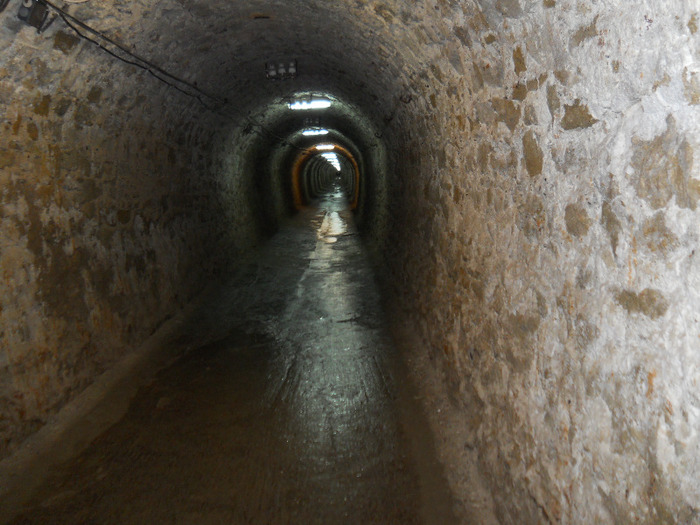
[
  {"left": 2, "top": 0, "right": 700, "bottom": 522},
  {"left": 382, "top": 0, "right": 700, "bottom": 522},
  {"left": 0, "top": 24, "right": 257, "bottom": 460}
]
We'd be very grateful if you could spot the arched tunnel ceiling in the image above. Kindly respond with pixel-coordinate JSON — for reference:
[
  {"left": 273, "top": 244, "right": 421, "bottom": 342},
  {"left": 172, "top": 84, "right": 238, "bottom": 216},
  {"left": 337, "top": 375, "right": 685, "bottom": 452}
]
[
  {"left": 248, "top": 94, "right": 382, "bottom": 152},
  {"left": 71, "top": 0, "right": 429, "bottom": 120},
  {"left": 3, "top": 0, "right": 700, "bottom": 521},
  {"left": 55, "top": 0, "right": 434, "bottom": 195}
]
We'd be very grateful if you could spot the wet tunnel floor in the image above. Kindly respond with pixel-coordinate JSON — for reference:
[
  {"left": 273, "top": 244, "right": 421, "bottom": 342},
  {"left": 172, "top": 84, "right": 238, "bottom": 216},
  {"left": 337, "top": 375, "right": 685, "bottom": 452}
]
[{"left": 10, "top": 187, "right": 454, "bottom": 524}]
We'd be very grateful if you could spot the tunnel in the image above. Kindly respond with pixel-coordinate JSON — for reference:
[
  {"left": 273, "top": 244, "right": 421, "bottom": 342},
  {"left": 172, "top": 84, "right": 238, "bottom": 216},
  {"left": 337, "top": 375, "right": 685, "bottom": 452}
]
[{"left": 1, "top": 0, "right": 700, "bottom": 522}]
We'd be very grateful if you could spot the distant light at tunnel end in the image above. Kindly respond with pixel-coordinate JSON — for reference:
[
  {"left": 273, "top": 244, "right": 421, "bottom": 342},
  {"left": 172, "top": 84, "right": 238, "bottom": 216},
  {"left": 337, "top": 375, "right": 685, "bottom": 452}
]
[
  {"left": 321, "top": 152, "right": 341, "bottom": 171},
  {"left": 315, "top": 144, "right": 335, "bottom": 150},
  {"left": 289, "top": 99, "right": 332, "bottom": 110}
]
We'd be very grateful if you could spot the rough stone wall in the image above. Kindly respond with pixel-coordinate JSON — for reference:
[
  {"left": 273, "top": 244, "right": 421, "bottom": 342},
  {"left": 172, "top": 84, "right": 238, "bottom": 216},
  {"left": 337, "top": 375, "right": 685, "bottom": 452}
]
[
  {"left": 383, "top": 1, "right": 700, "bottom": 523},
  {"left": 3, "top": 0, "right": 700, "bottom": 521},
  {"left": 0, "top": 22, "right": 256, "bottom": 460},
  {"left": 209, "top": 119, "right": 275, "bottom": 253}
]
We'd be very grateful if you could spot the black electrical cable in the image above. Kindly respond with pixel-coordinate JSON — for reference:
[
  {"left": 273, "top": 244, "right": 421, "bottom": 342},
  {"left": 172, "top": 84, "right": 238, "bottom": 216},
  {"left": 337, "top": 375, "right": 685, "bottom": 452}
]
[
  {"left": 40, "top": 0, "right": 223, "bottom": 108},
  {"left": 57, "top": 14, "right": 218, "bottom": 111},
  {"left": 248, "top": 117, "right": 308, "bottom": 151},
  {"left": 38, "top": 0, "right": 320, "bottom": 152}
]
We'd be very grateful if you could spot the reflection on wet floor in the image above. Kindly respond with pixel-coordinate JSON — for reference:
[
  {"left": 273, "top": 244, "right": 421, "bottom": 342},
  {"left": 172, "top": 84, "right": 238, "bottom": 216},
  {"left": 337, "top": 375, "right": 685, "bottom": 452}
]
[{"left": 10, "top": 185, "right": 452, "bottom": 524}]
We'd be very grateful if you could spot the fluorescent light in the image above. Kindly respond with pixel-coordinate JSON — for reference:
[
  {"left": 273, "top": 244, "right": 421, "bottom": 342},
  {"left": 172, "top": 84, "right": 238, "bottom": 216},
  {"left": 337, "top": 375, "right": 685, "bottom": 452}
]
[
  {"left": 302, "top": 128, "right": 329, "bottom": 136},
  {"left": 315, "top": 144, "right": 335, "bottom": 150},
  {"left": 321, "top": 152, "right": 341, "bottom": 171},
  {"left": 289, "top": 98, "right": 332, "bottom": 110}
]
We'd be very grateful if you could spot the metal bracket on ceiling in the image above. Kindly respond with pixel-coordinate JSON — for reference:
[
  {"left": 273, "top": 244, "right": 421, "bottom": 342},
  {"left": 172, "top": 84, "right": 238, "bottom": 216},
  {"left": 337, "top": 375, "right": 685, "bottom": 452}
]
[
  {"left": 18, "top": 0, "right": 49, "bottom": 32},
  {"left": 18, "top": 0, "right": 47, "bottom": 27}
]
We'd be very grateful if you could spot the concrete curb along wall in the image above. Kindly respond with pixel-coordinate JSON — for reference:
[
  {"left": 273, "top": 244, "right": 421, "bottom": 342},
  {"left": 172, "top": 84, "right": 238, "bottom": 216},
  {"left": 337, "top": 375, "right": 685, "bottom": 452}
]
[
  {"left": 382, "top": 0, "right": 700, "bottom": 523},
  {"left": 0, "top": 290, "right": 208, "bottom": 523},
  {"left": 2, "top": 0, "right": 700, "bottom": 522}
]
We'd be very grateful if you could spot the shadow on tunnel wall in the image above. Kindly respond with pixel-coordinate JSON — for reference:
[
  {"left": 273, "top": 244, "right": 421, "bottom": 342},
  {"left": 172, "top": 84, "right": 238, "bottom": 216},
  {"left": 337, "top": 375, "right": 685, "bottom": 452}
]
[
  {"left": 3, "top": 1, "right": 700, "bottom": 523},
  {"left": 0, "top": 42, "right": 390, "bottom": 466}
]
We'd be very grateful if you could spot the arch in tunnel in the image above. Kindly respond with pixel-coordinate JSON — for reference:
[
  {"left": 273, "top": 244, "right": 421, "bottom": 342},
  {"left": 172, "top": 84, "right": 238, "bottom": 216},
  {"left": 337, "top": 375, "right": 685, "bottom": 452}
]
[
  {"left": 212, "top": 88, "right": 386, "bottom": 238},
  {"left": 1, "top": 1, "right": 699, "bottom": 522},
  {"left": 291, "top": 143, "right": 360, "bottom": 210},
  {"left": 302, "top": 152, "right": 356, "bottom": 200}
]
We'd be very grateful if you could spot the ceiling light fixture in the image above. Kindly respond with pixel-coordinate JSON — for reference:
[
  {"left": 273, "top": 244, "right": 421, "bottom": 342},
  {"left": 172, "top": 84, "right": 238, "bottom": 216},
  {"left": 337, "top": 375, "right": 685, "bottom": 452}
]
[
  {"left": 289, "top": 97, "right": 331, "bottom": 110},
  {"left": 302, "top": 128, "right": 329, "bottom": 136},
  {"left": 321, "top": 152, "right": 341, "bottom": 171},
  {"left": 315, "top": 144, "right": 335, "bottom": 151}
]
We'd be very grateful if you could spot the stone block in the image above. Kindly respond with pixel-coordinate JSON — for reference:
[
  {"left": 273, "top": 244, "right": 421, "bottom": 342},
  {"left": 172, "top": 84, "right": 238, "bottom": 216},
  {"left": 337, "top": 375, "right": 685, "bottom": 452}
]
[
  {"left": 615, "top": 289, "right": 669, "bottom": 318},
  {"left": 565, "top": 203, "right": 590, "bottom": 237},
  {"left": 561, "top": 100, "right": 597, "bottom": 130},
  {"left": 522, "top": 130, "right": 543, "bottom": 177},
  {"left": 53, "top": 31, "right": 80, "bottom": 54}
]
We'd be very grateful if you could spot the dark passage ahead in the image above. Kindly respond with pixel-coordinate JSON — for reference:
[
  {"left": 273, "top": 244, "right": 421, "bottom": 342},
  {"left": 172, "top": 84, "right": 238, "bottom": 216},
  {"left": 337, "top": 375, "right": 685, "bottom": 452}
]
[{"left": 11, "top": 187, "right": 453, "bottom": 524}]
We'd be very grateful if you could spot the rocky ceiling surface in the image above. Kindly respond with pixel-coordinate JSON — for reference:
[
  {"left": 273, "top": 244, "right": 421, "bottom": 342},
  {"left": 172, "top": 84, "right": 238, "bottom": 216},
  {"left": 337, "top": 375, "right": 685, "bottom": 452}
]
[
  {"left": 4, "top": 0, "right": 700, "bottom": 522},
  {"left": 62, "top": 0, "right": 425, "bottom": 118}
]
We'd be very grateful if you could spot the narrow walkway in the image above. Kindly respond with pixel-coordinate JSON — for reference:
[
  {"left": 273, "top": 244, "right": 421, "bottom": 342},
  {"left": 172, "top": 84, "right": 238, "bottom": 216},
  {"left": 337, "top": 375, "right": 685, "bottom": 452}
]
[{"left": 10, "top": 186, "right": 453, "bottom": 524}]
